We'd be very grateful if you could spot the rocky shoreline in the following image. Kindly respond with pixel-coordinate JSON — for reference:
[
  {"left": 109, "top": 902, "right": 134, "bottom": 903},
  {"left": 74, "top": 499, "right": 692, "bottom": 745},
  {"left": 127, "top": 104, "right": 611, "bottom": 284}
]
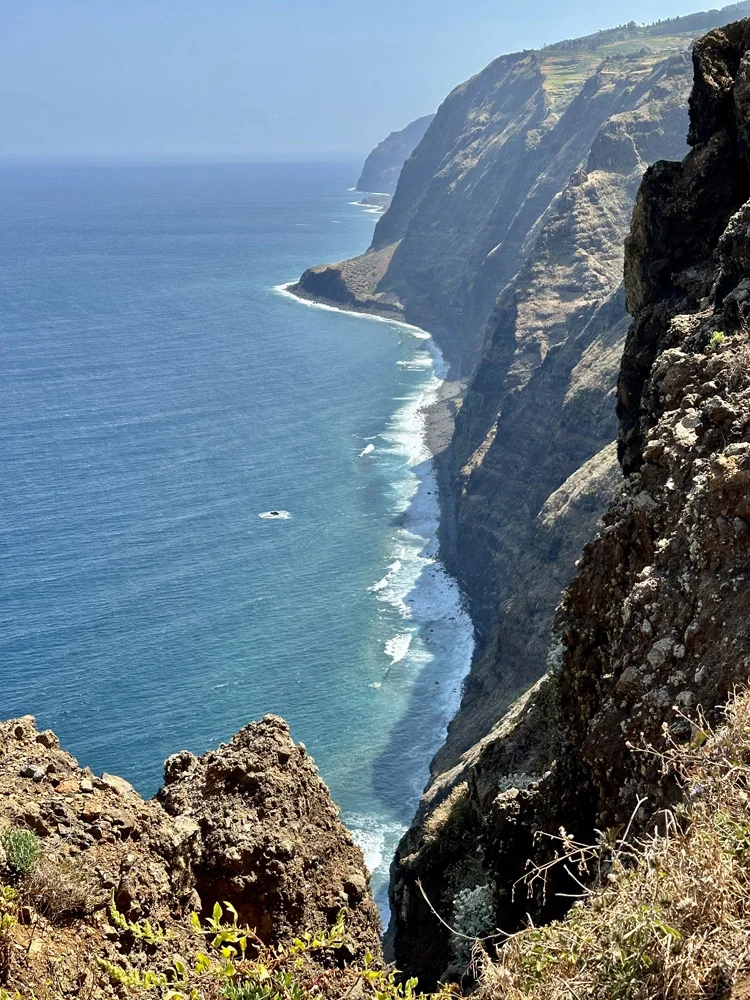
[
  {"left": 288, "top": 7, "right": 750, "bottom": 984},
  {"left": 281, "top": 278, "right": 469, "bottom": 633},
  {"left": 282, "top": 280, "right": 464, "bottom": 459},
  {"left": 10, "top": 7, "right": 750, "bottom": 997}
]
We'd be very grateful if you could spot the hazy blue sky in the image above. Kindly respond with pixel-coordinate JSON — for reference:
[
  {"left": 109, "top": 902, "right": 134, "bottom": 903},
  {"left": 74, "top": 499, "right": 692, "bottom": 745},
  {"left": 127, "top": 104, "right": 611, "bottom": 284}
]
[{"left": 0, "top": 0, "right": 734, "bottom": 159}]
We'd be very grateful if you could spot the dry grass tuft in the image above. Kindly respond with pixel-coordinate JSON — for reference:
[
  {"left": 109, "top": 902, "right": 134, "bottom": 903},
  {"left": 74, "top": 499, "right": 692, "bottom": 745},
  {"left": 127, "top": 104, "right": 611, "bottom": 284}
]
[
  {"left": 475, "top": 689, "right": 750, "bottom": 1000},
  {"left": 23, "top": 855, "right": 103, "bottom": 924}
]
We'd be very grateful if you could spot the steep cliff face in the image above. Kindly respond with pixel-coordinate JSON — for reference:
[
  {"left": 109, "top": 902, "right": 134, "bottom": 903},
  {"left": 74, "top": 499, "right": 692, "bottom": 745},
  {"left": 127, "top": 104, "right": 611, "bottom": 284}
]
[
  {"left": 369, "top": 45, "right": 692, "bottom": 372},
  {"left": 356, "top": 114, "right": 435, "bottom": 195},
  {"left": 295, "top": 13, "right": 749, "bottom": 370},
  {"left": 0, "top": 714, "right": 380, "bottom": 996},
  {"left": 389, "top": 17, "right": 750, "bottom": 986},
  {"left": 294, "top": 11, "right": 750, "bottom": 785},
  {"left": 438, "top": 54, "right": 693, "bottom": 765}
]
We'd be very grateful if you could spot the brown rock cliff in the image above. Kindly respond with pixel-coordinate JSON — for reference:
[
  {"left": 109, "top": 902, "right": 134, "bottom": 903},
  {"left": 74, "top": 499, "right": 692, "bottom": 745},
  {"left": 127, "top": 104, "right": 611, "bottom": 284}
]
[
  {"left": 0, "top": 713, "right": 380, "bottom": 996},
  {"left": 388, "top": 15, "right": 750, "bottom": 986}
]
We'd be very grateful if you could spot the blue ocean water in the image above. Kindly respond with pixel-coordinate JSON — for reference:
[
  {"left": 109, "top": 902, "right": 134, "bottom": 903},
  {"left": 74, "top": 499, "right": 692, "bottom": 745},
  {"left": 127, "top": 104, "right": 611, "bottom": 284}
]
[{"left": 0, "top": 161, "right": 473, "bottom": 912}]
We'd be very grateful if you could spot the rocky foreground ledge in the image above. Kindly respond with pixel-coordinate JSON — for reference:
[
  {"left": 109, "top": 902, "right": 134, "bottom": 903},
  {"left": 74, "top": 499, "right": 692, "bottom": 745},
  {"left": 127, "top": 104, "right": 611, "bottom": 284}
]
[{"left": 0, "top": 713, "right": 381, "bottom": 996}]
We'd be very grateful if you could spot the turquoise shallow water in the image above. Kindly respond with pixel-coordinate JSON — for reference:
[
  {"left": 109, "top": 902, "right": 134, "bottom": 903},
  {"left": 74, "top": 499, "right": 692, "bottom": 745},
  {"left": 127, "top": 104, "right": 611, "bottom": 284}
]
[{"left": 0, "top": 161, "right": 473, "bottom": 913}]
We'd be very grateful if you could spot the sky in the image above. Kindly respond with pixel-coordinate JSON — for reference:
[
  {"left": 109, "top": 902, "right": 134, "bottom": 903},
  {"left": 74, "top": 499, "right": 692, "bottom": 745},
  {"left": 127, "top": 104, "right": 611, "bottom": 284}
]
[{"left": 0, "top": 0, "right": 738, "bottom": 159}]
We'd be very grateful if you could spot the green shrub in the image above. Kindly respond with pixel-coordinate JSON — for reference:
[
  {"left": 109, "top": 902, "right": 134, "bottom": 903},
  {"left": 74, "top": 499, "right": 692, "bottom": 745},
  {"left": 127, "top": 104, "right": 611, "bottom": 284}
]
[
  {"left": 0, "top": 828, "right": 39, "bottom": 882},
  {"left": 709, "top": 330, "right": 726, "bottom": 350},
  {"left": 98, "top": 902, "right": 457, "bottom": 1000},
  {"left": 223, "top": 974, "right": 306, "bottom": 1000},
  {"left": 0, "top": 887, "right": 18, "bottom": 985}
]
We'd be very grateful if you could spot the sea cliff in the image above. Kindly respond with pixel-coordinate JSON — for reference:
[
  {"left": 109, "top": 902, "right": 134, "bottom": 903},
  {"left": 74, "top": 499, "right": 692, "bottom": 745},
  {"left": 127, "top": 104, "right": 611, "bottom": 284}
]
[
  {"left": 356, "top": 114, "right": 436, "bottom": 195},
  {"left": 9, "top": 6, "right": 750, "bottom": 998},
  {"left": 288, "top": 0, "right": 750, "bottom": 987},
  {"left": 293, "top": 5, "right": 750, "bottom": 778},
  {"left": 390, "top": 12, "right": 750, "bottom": 986}
]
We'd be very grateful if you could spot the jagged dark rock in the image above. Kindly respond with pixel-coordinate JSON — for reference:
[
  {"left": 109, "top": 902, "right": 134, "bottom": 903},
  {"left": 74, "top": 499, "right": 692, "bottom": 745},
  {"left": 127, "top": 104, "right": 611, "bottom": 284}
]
[
  {"left": 0, "top": 714, "right": 381, "bottom": 996},
  {"left": 158, "top": 715, "right": 380, "bottom": 953}
]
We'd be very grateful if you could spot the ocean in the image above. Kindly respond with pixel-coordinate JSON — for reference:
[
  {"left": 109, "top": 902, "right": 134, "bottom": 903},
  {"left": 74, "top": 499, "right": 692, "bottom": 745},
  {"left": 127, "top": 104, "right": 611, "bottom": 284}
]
[{"left": 0, "top": 160, "right": 474, "bottom": 914}]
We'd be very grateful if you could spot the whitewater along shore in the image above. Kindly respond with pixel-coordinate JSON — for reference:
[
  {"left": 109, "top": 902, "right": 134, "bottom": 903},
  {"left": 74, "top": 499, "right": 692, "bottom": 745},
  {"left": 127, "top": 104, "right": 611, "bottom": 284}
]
[
  {"left": 277, "top": 278, "right": 466, "bottom": 470},
  {"left": 274, "top": 278, "right": 474, "bottom": 915}
]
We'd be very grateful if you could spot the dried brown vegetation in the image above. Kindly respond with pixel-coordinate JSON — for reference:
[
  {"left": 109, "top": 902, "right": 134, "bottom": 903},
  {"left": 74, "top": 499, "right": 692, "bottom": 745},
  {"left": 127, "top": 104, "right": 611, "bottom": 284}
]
[{"left": 476, "top": 690, "right": 750, "bottom": 999}]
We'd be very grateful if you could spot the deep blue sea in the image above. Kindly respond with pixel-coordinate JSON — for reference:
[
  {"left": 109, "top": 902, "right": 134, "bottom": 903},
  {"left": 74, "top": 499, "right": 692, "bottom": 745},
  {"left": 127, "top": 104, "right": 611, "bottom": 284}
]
[{"left": 0, "top": 161, "right": 473, "bottom": 913}]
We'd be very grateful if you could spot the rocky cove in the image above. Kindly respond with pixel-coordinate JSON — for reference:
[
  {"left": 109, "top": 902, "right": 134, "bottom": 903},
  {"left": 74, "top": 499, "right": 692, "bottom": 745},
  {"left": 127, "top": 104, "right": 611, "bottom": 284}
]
[{"left": 8, "top": 4, "right": 750, "bottom": 998}]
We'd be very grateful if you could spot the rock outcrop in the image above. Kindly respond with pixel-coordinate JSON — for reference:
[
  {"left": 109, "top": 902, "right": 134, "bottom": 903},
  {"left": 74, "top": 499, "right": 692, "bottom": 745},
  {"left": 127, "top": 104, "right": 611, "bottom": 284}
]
[
  {"left": 388, "top": 15, "right": 750, "bottom": 987},
  {"left": 356, "top": 114, "right": 435, "bottom": 195},
  {"left": 157, "top": 716, "right": 379, "bottom": 953},
  {"left": 0, "top": 714, "right": 380, "bottom": 996}
]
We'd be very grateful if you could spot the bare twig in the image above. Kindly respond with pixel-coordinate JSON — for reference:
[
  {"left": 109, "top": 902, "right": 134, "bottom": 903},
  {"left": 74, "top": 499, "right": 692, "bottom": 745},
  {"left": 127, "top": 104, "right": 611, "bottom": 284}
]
[{"left": 415, "top": 880, "right": 516, "bottom": 944}]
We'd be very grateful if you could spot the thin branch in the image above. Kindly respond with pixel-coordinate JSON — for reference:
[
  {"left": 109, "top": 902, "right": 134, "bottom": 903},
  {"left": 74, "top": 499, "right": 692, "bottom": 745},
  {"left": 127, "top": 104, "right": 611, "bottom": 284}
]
[{"left": 416, "top": 880, "right": 516, "bottom": 943}]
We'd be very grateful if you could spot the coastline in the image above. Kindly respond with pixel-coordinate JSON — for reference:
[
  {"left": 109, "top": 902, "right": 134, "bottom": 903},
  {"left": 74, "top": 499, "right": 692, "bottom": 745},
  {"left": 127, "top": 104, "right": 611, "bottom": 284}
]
[
  {"left": 273, "top": 277, "right": 475, "bottom": 902},
  {"left": 275, "top": 279, "right": 408, "bottom": 328},
  {"left": 275, "top": 281, "right": 465, "bottom": 458}
]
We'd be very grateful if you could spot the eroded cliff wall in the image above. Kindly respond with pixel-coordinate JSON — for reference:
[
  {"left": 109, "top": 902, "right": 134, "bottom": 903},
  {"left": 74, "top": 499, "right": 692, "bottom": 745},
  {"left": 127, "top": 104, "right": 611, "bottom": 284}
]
[
  {"left": 295, "top": 14, "right": 747, "bottom": 369},
  {"left": 389, "top": 17, "right": 750, "bottom": 986},
  {"left": 293, "top": 12, "right": 750, "bottom": 782},
  {"left": 439, "top": 54, "right": 692, "bottom": 764}
]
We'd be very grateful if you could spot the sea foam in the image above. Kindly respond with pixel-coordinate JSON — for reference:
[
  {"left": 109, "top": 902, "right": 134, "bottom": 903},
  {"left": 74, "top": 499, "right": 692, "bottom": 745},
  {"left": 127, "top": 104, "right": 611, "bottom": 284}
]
[
  {"left": 384, "top": 631, "right": 413, "bottom": 665},
  {"left": 273, "top": 282, "right": 430, "bottom": 339},
  {"left": 279, "top": 276, "right": 474, "bottom": 740},
  {"left": 273, "top": 269, "right": 474, "bottom": 922}
]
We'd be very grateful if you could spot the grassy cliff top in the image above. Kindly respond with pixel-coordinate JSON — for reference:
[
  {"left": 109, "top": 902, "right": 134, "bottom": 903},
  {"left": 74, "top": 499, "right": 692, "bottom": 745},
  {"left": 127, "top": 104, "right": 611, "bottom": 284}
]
[{"left": 534, "top": 1, "right": 750, "bottom": 105}]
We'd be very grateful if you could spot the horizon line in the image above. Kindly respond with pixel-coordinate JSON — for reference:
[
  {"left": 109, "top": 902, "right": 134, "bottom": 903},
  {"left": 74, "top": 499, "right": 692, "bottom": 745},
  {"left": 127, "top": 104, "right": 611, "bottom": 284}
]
[{"left": 0, "top": 150, "right": 370, "bottom": 166}]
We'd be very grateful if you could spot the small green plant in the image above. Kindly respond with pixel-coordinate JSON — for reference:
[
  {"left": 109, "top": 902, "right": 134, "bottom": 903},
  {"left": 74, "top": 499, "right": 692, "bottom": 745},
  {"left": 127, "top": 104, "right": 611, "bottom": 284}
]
[
  {"left": 98, "top": 902, "right": 455, "bottom": 1000},
  {"left": 709, "top": 330, "right": 726, "bottom": 350},
  {"left": 0, "top": 887, "right": 18, "bottom": 986},
  {"left": 452, "top": 884, "right": 495, "bottom": 965},
  {"left": 0, "top": 829, "right": 38, "bottom": 883},
  {"left": 223, "top": 973, "right": 306, "bottom": 1000},
  {"left": 109, "top": 890, "right": 171, "bottom": 945},
  {"left": 96, "top": 960, "right": 172, "bottom": 990}
]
